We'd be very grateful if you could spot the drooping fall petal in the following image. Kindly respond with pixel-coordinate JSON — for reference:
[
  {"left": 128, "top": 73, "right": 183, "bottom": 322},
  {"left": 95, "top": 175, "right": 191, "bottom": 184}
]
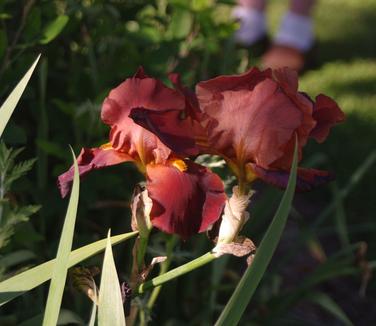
[
  {"left": 145, "top": 160, "right": 226, "bottom": 239},
  {"left": 58, "top": 147, "right": 132, "bottom": 197},
  {"left": 248, "top": 163, "right": 335, "bottom": 192}
]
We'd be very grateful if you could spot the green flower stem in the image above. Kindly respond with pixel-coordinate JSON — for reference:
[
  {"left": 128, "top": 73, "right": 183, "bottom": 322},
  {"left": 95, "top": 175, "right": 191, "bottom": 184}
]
[
  {"left": 128, "top": 234, "right": 150, "bottom": 326},
  {"left": 137, "top": 233, "right": 150, "bottom": 270},
  {"left": 146, "top": 235, "right": 178, "bottom": 310},
  {"left": 136, "top": 251, "right": 217, "bottom": 295}
]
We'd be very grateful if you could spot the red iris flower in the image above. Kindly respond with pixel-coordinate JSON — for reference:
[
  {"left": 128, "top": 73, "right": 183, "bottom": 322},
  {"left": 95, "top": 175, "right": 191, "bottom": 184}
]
[
  {"left": 58, "top": 68, "right": 226, "bottom": 239},
  {"left": 130, "top": 67, "right": 345, "bottom": 192}
]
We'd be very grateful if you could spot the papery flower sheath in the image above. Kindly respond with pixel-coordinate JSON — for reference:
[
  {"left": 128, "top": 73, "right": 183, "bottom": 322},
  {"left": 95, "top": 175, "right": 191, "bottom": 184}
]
[
  {"left": 58, "top": 68, "right": 226, "bottom": 239},
  {"left": 130, "top": 67, "right": 345, "bottom": 191}
]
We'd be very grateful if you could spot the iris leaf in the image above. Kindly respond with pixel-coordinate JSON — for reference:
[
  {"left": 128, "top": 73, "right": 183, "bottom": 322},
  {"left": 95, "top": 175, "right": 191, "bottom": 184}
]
[
  {"left": 308, "top": 291, "right": 353, "bottom": 326},
  {"left": 0, "top": 55, "right": 40, "bottom": 138},
  {"left": 98, "top": 230, "right": 126, "bottom": 326},
  {"left": 215, "top": 139, "right": 298, "bottom": 326},
  {"left": 42, "top": 147, "right": 80, "bottom": 326},
  {"left": 0, "top": 231, "right": 138, "bottom": 306}
]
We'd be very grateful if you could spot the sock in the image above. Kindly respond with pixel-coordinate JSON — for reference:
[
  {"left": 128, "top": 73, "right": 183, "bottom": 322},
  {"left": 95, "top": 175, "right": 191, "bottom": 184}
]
[
  {"left": 274, "top": 11, "right": 314, "bottom": 51},
  {"left": 232, "top": 6, "right": 266, "bottom": 46}
]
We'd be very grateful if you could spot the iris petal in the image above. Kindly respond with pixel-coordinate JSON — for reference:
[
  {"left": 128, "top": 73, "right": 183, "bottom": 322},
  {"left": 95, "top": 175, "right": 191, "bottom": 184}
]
[
  {"left": 310, "top": 94, "right": 346, "bottom": 143},
  {"left": 100, "top": 73, "right": 186, "bottom": 164},
  {"left": 146, "top": 160, "right": 226, "bottom": 239},
  {"left": 58, "top": 147, "right": 133, "bottom": 197},
  {"left": 248, "top": 163, "right": 334, "bottom": 192}
]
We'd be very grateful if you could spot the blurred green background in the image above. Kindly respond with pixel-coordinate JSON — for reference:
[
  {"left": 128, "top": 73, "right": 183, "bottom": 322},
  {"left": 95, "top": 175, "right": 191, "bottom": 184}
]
[{"left": 0, "top": 0, "right": 375, "bottom": 325}]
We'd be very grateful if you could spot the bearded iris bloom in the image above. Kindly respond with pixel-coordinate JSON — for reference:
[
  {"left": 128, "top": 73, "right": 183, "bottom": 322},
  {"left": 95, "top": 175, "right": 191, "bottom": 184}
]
[
  {"left": 130, "top": 67, "right": 345, "bottom": 193},
  {"left": 58, "top": 68, "right": 226, "bottom": 239}
]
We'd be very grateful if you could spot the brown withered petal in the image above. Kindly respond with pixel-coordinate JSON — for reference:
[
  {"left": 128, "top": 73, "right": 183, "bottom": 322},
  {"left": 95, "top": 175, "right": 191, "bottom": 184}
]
[
  {"left": 130, "top": 185, "right": 153, "bottom": 236},
  {"left": 217, "top": 186, "right": 253, "bottom": 244}
]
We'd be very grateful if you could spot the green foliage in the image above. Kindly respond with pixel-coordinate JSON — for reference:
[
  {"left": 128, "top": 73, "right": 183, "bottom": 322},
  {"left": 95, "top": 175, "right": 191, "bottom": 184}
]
[
  {"left": 0, "top": 0, "right": 375, "bottom": 325},
  {"left": 216, "top": 140, "right": 298, "bottom": 325},
  {"left": 39, "top": 15, "right": 69, "bottom": 45},
  {"left": 0, "top": 141, "right": 39, "bottom": 250},
  {"left": 0, "top": 55, "right": 40, "bottom": 137},
  {"left": 42, "top": 148, "right": 79, "bottom": 326},
  {"left": 0, "top": 231, "right": 138, "bottom": 306}
]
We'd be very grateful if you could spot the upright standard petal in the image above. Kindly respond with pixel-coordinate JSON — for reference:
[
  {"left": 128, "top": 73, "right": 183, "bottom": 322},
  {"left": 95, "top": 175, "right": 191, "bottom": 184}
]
[
  {"left": 145, "top": 160, "right": 226, "bottom": 239},
  {"left": 197, "top": 77, "right": 315, "bottom": 171},
  {"left": 130, "top": 73, "right": 208, "bottom": 157},
  {"left": 58, "top": 147, "right": 132, "bottom": 198},
  {"left": 196, "top": 67, "right": 271, "bottom": 97},
  {"left": 101, "top": 72, "right": 186, "bottom": 165},
  {"left": 130, "top": 108, "right": 204, "bottom": 156}
]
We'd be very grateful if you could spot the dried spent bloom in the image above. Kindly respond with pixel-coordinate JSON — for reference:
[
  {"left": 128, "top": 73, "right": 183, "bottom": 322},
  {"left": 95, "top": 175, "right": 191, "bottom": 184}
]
[
  {"left": 58, "top": 68, "right": 226, "bottom": 239},
  {"left": 130, "top": 67, "right": 345, "bottom": 192}
]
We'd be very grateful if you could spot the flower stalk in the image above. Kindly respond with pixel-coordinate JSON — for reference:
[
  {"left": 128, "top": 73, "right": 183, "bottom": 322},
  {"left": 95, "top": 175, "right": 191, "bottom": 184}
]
[
  {"left": 136, "top": 252, "right": 217, "bottom": 295},
  {"left": 139, "top": 235, "right": 178, "bottom": 326},
  {"left": 146, "top": 235, "right": 178, "bottom": 310}
]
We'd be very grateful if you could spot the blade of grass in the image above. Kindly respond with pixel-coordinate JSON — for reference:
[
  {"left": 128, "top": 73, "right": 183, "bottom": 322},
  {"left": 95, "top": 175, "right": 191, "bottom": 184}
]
[
  {"left": 215, "top": 139, "right": 298, "bottom": 326},
  {"left": 0, "top": 231, "right": 138, "bottom": 306},
  {"left": 277, "top": 150, "right": 376, "bottom": 269},
  {"left": 42, "top": 147, "right": 80, "bottom": 326},
  {"left": 0, "top": 55, "right": 40, "bottom": 137},
  {"left": 98, "top": 230, "right": 126, "bottom": 326},
  {"left": 313, "top": 150, "right": 376, "bottom": 229},
  {"left": 308, "top": 291, "right": 353, "bottom": 326},
  {"left": 332, "top": 182, "right": 350, "bottom": 247}
]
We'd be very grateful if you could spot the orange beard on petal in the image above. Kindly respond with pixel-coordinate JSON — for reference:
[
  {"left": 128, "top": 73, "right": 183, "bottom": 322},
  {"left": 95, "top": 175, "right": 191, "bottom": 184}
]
[{"left": 171, "top": 159, "right": 188, "bottom": 172}]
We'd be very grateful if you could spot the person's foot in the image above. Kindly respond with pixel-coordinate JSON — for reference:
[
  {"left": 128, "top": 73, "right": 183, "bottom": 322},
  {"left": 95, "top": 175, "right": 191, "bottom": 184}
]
[
  {"left": 261, "top": 45, "right": 303, "bottom": 71},
  {"left": 261, "top": 11, "right": 315, "bottom": 72}
]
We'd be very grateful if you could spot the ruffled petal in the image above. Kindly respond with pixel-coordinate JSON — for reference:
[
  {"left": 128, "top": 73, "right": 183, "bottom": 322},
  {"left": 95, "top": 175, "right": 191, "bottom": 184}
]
[
  {"left": 248, "top": 163, "right": 335, "bottom": 192},
  {"left": 100, "top": 73, "right": 185, "bottom": 164},
  {"left": 129, "top": 73, "right": 208, "bottom": 157},
  {"left": 198, "top": 79, "right": 308, "bottom": 168},
  {"left": 310, "top": 94, "right": 345, "bottom": 143},
  {"left": 196, "top": 67, "right": 271, "bottom": 98},
  {"left": 58, "top": 147, "right": 132, "bottom": 198},
  {"left": 269, "top": 68, "right": 316, "bottom": 169},
  {"left": 130, "top": 108, "right": 204, "bottom": 156},
  {"left": 145, "top": 160, "right": 226, "bottom": 239},
  {"left": 197, "top": 67, "right": 317, "bottom": 171},
  {"left": 168, "top": 73, "right": 201, "bottom": 120}
]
